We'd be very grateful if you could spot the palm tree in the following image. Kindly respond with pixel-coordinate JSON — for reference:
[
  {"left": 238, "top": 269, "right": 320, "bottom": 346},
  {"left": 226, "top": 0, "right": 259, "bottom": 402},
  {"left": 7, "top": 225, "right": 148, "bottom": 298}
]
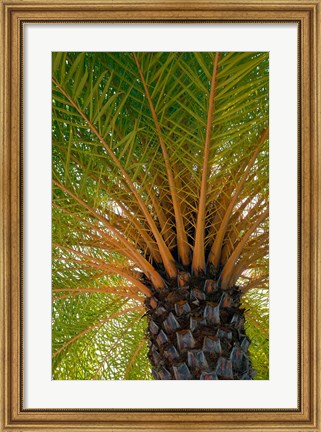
[{"left": 52, "top": 52, "right": 269, "bottom": 380}]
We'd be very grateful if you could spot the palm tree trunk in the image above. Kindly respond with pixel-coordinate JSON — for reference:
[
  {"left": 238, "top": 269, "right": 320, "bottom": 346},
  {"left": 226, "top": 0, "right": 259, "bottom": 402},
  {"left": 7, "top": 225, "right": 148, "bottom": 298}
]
[{"left": 145, "top": 270, "right": 254, "bottom": 380}]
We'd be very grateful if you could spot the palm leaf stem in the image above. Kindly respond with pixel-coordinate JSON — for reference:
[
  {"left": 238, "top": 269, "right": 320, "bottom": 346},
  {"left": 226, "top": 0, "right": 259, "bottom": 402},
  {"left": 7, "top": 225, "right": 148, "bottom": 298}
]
[
  {"left": 221, "top": 201, "right": 267, "bottom": 263},
  {"left": 241, "top": 275, "right": 269, "bottom": 294},
  {"left": 208, "top": 127, "right": 269, "bottom": 269},
  {"left": 192, "top": 52, "right": 220, "bottom": 274},
  {"left": 220, "top": 208, "right": 269, "bottom": 289},
  {"left": 53, "top": 243, "right": 150, "bottom": 296},
  {"left": 53, "top": 289, "right": 144, "bottom": 303},
  {"left": 143, "top": 182, "right": 174, "bottom": 245},
  {"left": 230, "top": 246, "right": 268, "bottom": 287},
  {"left": 53, "top": 203, "right": 141, "bottom": 261},
  {"left": 133, "top": 53, "right": 190, "bottom": 267}
]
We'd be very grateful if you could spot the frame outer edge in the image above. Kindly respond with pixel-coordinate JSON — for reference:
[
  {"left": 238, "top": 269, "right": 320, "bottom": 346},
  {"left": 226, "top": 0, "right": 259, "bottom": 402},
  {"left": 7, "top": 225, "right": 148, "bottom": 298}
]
[
  {"left": 0, "top": 1, "right": 320, "bottom": 431},
  {"left": 305, "top": 2, "right": 320, "bottom": 431},
  {"left": 1, "top": 2, "right": 12, "bottom": 431},
  {"left": 314, "top": 1, "right": 321, "bottom": 431},
  {"left": 0, "top": 0, "right": 320, "bottom": 8},
  {"left": 0, "top": 0, "right": 4, "bottom": 429}
]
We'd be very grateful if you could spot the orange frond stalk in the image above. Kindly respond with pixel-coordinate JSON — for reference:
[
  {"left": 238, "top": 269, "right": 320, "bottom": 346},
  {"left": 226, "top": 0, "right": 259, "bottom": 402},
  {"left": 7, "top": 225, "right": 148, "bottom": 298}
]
[
  {"left": 221, "top": 199, "right": 267, "bottom": 264},
  {"left": 220, "top": 208, "right": 269, "bottom": 289},
  {"left": 241, "top": 275, "right": 269, "bottom": 294},
  {"left": 230, "top": 245, "right": 268, "bottom": 287},
  {"left": 53, "top": 288, "right": 145, "bottom": 303},
  {"left": 130, "top": 152, "right": 175, "bottom": 244},
  {"left": 53, "top": 204, "right": 139, "bottom": 263},
  {"left": 113, "top": 207, "right": 162, "bottom": 263},
  {"left": 53, "top": 291, "right": 144, "bottom": 303},
  {"left": 133, "top": 53, "right": 190, "bottom": 267},
  {"left": 144, "top": 182, "right": 175, "bottom": 246},
  {"left": 206, "top": 179, "right": 237, "bottom": 245},
  {"left": 192, "top": 52, "right": 220, "bottom": 275},
  {"left": 208, "top": 127, "right": 269, "bottom": 269},
  {"left": 53, "top": 243, "right": 152, "bottom": 297}
]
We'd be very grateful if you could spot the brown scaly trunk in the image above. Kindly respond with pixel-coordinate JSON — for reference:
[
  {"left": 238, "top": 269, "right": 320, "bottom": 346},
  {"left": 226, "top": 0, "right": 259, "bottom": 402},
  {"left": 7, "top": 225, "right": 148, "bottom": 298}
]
[{"left": 145, "top": 271, "right": 254, "bottom": 380}]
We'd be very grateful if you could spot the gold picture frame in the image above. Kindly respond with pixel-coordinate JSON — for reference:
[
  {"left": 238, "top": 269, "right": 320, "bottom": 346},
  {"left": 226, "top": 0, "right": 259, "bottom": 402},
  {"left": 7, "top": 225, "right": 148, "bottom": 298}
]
[{"left": 1, "top": 0, "right": 320, "bottom": 430}]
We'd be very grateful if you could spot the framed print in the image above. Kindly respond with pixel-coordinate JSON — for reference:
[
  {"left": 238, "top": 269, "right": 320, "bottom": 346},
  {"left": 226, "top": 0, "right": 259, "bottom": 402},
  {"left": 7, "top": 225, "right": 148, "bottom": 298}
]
[{"left": 1, "top": 0, "right": 320, "bottom": 431}]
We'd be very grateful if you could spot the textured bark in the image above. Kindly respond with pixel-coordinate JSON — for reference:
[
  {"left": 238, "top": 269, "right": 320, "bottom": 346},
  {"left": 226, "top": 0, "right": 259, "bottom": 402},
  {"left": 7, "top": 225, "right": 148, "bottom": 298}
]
[{"left": 145, "top": 272, "right": 254, "bottom": 380}]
